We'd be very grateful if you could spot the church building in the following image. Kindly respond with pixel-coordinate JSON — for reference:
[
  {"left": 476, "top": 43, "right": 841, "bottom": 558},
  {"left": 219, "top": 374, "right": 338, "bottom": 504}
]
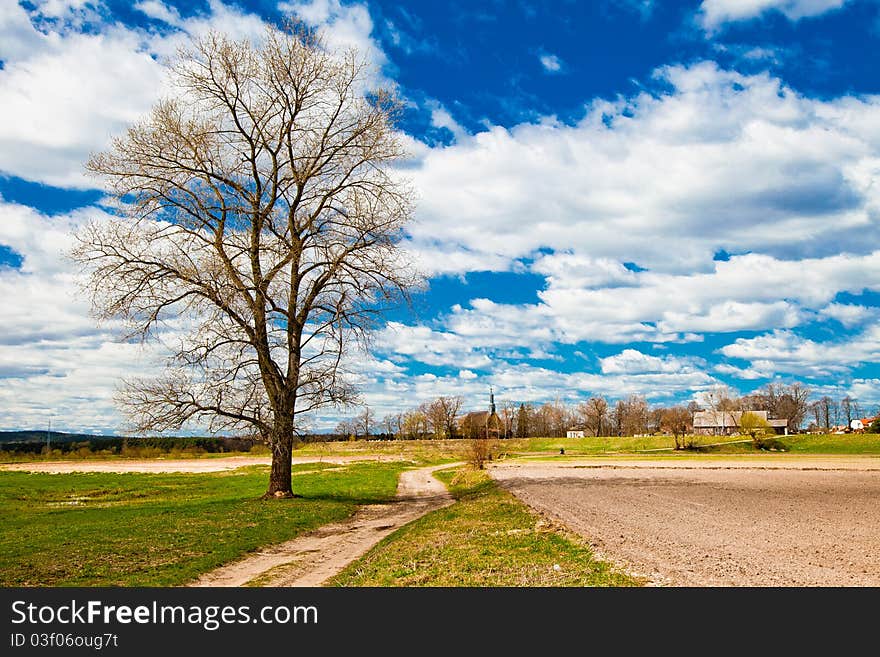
[{"left": 458, "top": 387, "right": 505, "bottom": 439}]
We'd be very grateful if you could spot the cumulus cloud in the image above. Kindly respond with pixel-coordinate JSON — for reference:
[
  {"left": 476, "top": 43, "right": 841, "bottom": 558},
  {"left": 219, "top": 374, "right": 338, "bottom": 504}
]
[
  {"left": 278, "top": 0, "right": 387, "bottom": 82},
  {"left": 819, "top": 303, "right": 877, "bottom": 328},
  {"left": 0, "top": 1, "right": 274, "bottom": 189},
  {"left": 600, "top": 349, "right": 704, "bottom": 375},
  {"left": 0, "top": 0, "right": 384, "bottom": 189},
  {"left": 719, "top": 326, "right": 880, "bottom": 377},
  {"left": 133, "top": 1, "right": 184, "bottom": 27},
  {"left": 2, "top": 4, "right": 878, "bottom": 429},
  {"left": 698, "top": 0, "right": 849, "bottom": 30},
  {"left": 407, "top": 62, "right": 880, "bottom": 279},
  {"left": 539, "top": 52, "right": 563, "bottom": 73},
  {"left": 0, "top": 200, "right": 178, "bottom": 431}
]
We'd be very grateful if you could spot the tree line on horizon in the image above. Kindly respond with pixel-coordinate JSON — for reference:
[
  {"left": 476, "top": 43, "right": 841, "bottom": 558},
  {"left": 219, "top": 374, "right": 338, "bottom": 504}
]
[{"left": 334, "top": 382, "right": 880, "bottom": 440}]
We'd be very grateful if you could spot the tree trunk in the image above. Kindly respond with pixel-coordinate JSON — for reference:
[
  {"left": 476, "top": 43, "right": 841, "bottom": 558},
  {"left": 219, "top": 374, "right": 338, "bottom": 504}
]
[{"left": 264, "top": 416, "right": 297, "bottom": 499}]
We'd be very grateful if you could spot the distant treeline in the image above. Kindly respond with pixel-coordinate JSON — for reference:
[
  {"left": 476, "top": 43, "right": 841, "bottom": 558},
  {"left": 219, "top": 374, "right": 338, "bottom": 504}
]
[
  {"left": 0, "top": 430, "right": 395, "bottom": 457},
  {"left": 0, "top": 433, "right": 259, "bottom": 456}
]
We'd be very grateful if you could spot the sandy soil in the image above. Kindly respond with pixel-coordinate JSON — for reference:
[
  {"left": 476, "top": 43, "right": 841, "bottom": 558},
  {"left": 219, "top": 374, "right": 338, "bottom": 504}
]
[
  {"left": 490, "top": 457, "right": 880, "bottom": 587},
  {"left": 0, "top": 454, "right": 406, "bottom": 474},
  {"left": 189, "top": 464, "right": 456, "bottom": 587}
]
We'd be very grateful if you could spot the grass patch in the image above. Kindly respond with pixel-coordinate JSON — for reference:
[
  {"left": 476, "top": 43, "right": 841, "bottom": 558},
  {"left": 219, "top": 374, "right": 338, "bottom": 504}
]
[
  {"left": 329, "top": 467, "right": 640, "bottom": 587},
  {"left": 779, "top": 434, "right": 880, "bottom": 454},
  {"left": 0, "top": 461, "right": 406, "bottom": 586},
  {"left": 500, "top": 433, "right": 880, "bottom": 457}
]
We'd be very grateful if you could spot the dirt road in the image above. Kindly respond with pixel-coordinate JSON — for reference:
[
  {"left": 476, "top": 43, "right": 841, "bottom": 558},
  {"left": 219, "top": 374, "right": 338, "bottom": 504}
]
[
  {"left": 490, "top": 457, "right": 880, "bottom": 586},
  {"left": 0, "top": 454, "right": 405, "bottom": 474},
  {"left": 189, "top": 464, "right": 456, "bottom": 587}
]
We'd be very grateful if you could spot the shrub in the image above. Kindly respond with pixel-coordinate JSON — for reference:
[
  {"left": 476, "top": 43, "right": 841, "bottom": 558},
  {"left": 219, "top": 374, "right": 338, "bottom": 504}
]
[
  {"left": 466, "top": 438, "right": 497, "bottom": 470},
  {"left": 755, "top": 437, "right": 788, "bottom": 451}
]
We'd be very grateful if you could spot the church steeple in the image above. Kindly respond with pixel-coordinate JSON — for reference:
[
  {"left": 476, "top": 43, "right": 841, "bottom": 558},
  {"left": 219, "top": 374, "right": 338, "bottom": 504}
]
[{"left": 489, "top": 386, "right": 496, "bottom": 415}]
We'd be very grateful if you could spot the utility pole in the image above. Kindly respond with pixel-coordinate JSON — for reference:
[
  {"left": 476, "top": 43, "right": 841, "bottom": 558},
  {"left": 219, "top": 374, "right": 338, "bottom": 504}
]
[{"left": 46, "top": 417, "right": 51, "bottom": 451}]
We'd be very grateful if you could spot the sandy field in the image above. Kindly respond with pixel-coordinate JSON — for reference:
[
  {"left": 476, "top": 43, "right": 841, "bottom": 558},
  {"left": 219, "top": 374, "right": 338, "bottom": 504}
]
[{"left": 490, "top": 457, "right": 880, "bottom": 586}]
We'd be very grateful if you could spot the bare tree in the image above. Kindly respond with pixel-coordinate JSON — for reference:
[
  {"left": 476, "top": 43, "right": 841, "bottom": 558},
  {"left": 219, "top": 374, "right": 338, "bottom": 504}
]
[
  {"left": 335, "top": 419, "right": 355, "bottom": 438},
  {"left": 380, "top": 413, "right": 397, "bottom": 437},
  {"left": 811, "top": 396, "right": 833, "bottom": 431},
  {"left": 612, "top": 400, "right": 626, "bottom": 437},
  {"left": 356, "top": 406, "right": 374, "bottom": 438},
  {"left": 422, "top": 399, "right": 447, "bottom": 439},
  {"left": 622, "top": 394, "right": 649, "bottom": 436},
  {"left": 419, "top": 396, "right": 463, "bottom": 439},
  {"left": 660, "top": 406, "right": 692, "bottom": 450},
  {"left": 579, "top": 397, "right": 608, "bottom": 437},
  {"left": 73, "top": 25, "right": 417, "bottom": 497},
  {"left": 498, "top": 400, "right": 515, "bottom": 439},
  {"left": 774, "top": 383, "right": 810, "bottom": 431},
  {"left": 840, "top": 396, "right": 854, "bottom": 426},
  {"left": 401, "top": 409, "right": 428, "bottom": 439}
]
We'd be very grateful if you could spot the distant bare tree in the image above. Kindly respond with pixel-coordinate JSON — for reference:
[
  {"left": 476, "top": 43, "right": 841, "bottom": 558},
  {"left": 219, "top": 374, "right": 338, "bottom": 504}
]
[
  {"left": 73, "top": 25, "right": 418, "bottom": 497},
  {"left": 438, "top": 396, "right": 463, "bottom": 438},
  {"left": 811, "top": 396, "right": 834, "bottom": 431},
  {"left": 423, "top": 397, "right": 460, "bottom": 439},
  {"left": 356, "top": 406, "right": 374, "bottom": 438},
  {"left": 660, "top": 406, "right": 692, "bottom": 450},
  {"left": 579, "top": 397, "right": 608, "bottom": 437},
  {"left": 840, "top": 396, "right": 854, "bottom": 425},
  {"left": 335, "top": 419, "right": 355, "bottom": 438},
  {"left": 622, "top": 394, "right": 649, "bottom": 436},
  {"left": 612, "top": 400, "right": 626, "bottom": 437},
  {"left": 401, "top": 409, "right": 428, "bottom": 439},
  {"left": 703, "top": 384, "right": 740, "bottom": 434},
  {"left": 380, "top": 413, "right": 398, "bottom": 437},
  {"left": 781, "top": 383, "right": 810, "bottom": 430},
  {"left": 500, "top": 400, "right": 517, "bottom": 439}
]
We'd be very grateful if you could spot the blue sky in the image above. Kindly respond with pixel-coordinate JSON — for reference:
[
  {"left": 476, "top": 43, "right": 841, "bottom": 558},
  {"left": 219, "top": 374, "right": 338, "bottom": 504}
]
[{"left": 1, "top": 0, "right": 879, "bottom": 432}]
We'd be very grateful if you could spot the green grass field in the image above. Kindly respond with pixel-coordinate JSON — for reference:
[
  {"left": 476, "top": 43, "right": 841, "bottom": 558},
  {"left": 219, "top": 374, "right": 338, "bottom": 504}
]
[
  {"left": 330, "top": 467, "right": 640, "bottom": 587},
  {"left": 0, "top": 461, "right": 406, "bottom": 586},
  {"left": 496, "top": 433, "right": 880, "bottom": 457},
  {"left": 5, "top": 433, "right": 878, "bottom": 465}
]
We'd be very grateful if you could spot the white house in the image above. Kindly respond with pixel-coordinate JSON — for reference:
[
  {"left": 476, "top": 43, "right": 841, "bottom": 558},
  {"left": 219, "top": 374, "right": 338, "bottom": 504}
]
[{"left": 566, "top": 430, "right": 586, "bottom": 438}]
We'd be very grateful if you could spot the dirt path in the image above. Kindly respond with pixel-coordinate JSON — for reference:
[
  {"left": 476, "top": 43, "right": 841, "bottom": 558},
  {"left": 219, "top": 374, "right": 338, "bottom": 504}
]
[
  {"left": 490, "top": 457, "right": 880, "bottom": 587},
  {"left": 0, "top": 454, "right": 405, "bottom": 474},
  {"left": 189, "top": 463, "right": 457, "bottom": 587}
]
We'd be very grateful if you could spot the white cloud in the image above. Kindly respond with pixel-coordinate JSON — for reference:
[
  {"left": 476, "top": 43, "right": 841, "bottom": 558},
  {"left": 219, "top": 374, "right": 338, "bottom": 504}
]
[
  {"left": 719, "top": 326, "right": 880, "bottom": 377},
  {"left": 714, "top": 362, "right": 774, "bottom": 379},
  {"left": 407, "top": 62, "right": 880, "bottom": 279},
  {"left": 426, "top": 99, "right": 468, "bottom": 142},
  {"left": 0, "top": 200, "right": 178, "bottom": 431},
  {"left": 819, "top": 303, "right": 877, "bottom": 328},
  {"left": 134, "top": 1, "right": 184, "bottom": 27},
  {"left": 699, "top": 0, "right": 848, "bottom": 30},
  {"left": 278, "top": 0, "right": 387, "bottom": 82},
  {"left": 0, "top": 1, "right": 272, "bottom": 189},
  {"left": 432, "top": 250, "right": 880, "bottom": 355},
  {"left": 377, "top": 322, "right": 494, "bottom": 370},
  {"left": 539, "top": 53, "right": 562, "bottom": 73},
  {"left": 600, "top": 349, "right": 704, "bottom": 375}
]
